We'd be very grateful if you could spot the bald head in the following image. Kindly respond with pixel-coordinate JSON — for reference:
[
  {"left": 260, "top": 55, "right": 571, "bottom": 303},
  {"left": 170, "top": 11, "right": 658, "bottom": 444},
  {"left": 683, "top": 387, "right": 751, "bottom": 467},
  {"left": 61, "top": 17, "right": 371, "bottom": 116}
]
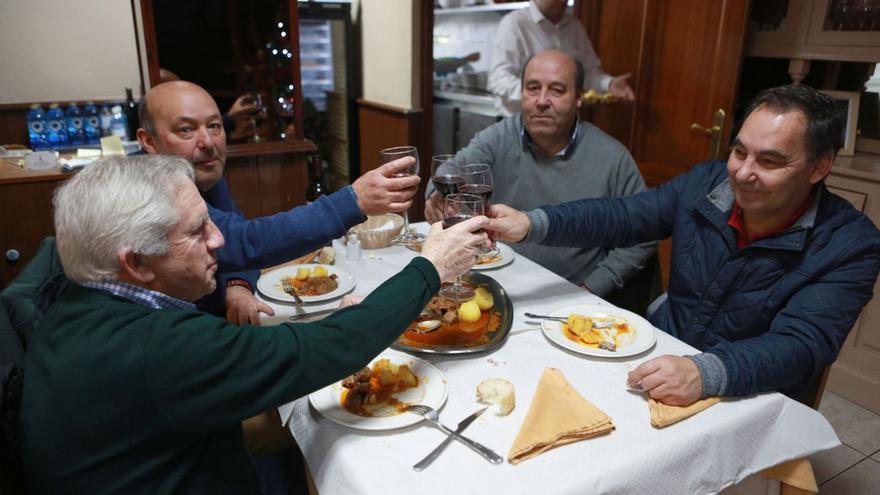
[
  {"left": 136, "top": 81, "right": 227, "bottom": 192},
  {"left": 521, "top": 50, "right": 583, "bottom": 93},
  {"left": 520, "top": 50, "right": 583, "bottom": 156}
]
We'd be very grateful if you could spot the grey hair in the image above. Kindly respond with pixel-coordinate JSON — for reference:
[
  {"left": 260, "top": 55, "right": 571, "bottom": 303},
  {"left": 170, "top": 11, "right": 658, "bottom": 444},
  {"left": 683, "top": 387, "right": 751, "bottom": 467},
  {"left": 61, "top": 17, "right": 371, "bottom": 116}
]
[{"left": 53, "top": 154, "right": 195, "bottom": 283}]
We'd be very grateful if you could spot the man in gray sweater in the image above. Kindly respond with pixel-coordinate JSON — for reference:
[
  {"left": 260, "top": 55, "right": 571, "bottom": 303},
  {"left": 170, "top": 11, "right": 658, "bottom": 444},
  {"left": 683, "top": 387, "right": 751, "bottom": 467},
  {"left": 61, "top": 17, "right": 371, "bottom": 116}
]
[{"left": 426, "top": 50, "right": 657, "bottom": 313}]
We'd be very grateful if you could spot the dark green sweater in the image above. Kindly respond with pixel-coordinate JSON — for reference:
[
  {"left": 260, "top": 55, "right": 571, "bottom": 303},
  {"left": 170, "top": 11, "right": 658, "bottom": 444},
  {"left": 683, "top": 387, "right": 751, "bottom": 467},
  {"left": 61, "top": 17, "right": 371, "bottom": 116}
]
[{"left": 21, "top": 257, "right": 439, "bottom": 494}]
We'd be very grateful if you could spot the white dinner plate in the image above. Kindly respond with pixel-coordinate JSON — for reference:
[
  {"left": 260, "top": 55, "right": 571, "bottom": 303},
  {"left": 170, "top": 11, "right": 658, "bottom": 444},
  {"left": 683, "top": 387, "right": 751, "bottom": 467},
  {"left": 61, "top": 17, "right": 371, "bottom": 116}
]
[
  {"left": 540, "top": 304, "right": 657, "bottom": 358},
  {"left": 257, "top": 264, "right": 356, "bottom": 303},
  {"left": 308, "top": 351, "right": 448, "bottom": 431},
  {"left": 472, "top": 243, "right": 515, "bottom": 270}
]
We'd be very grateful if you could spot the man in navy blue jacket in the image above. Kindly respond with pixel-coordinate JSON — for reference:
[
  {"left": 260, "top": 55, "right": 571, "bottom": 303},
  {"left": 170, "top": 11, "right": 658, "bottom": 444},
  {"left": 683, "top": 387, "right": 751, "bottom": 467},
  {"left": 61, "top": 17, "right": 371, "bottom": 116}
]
[
  {"left": 137, "top": 81, "right": 419, "bottom": 325},
  {"left": 486, "top": 84, "right": 880, "bottom": 406}
]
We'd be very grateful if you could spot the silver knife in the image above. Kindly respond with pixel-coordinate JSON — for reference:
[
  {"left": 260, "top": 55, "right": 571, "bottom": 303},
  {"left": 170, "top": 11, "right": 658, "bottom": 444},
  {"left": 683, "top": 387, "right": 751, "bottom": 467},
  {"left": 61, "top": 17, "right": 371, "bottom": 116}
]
[
  {"left": 288, "top": 307, "right": 337, "bottom": 321},
  {"left": 413, "top": 406, "right": 489, "bottom": 471}
]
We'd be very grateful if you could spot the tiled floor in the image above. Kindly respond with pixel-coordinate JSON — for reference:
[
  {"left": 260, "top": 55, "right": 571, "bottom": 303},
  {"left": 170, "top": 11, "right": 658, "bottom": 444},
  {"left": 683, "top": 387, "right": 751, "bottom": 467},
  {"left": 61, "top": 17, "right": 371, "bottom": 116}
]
[{"left": 811, "top": 391, "right": 880, "bottom": 493}]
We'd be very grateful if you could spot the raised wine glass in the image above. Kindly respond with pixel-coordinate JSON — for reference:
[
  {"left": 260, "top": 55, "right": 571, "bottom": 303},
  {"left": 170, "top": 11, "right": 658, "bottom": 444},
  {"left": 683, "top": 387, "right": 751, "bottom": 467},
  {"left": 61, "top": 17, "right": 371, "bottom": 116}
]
[
  {"left": 459, "top": 164, "right": 498, "bottom": 259},
  {"left": 459, "top": 164, "right": 493, "bottom": 205},
  {"left": 439, "top": 193, "right": 484, "bottom": 302},
  {"left": 380, "top": 146, "right": 426, "bottom": 246},
  {"left": 430, "top": 155, "right": 464, "bottom": 198}
]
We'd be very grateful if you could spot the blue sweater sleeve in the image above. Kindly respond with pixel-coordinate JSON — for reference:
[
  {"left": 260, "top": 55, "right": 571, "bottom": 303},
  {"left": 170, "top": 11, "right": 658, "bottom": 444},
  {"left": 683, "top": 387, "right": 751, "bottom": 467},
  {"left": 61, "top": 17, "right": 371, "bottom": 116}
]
[
  {"left": 210, "top": 186, "right": 365, "bottom": 272},
  {"left": 203, "top": 179, "right": 260, "bottom": 289}
]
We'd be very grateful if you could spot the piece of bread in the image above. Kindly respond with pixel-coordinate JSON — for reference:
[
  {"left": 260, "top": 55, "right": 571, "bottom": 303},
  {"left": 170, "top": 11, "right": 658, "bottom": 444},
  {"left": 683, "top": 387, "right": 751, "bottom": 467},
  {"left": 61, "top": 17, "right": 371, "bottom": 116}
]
[
  {"left": 318, "top": 246, "right": 335, "bottom": 265},
  {"left": 476, "top": 378, "right": 515, "bottom": 415}
]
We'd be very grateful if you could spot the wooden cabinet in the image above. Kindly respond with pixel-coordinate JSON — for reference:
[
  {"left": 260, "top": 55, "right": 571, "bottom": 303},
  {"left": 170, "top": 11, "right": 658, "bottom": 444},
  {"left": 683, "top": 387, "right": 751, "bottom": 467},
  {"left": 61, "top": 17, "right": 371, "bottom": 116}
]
[
  {"left": 747, "top": 0, "right": 880, "bottom": 62},
  {"left": 825, "top": 157, "right": 880, "bottom": 414},
  {"left": 0, "top": 162, "right": 69, "bottom": 288}
]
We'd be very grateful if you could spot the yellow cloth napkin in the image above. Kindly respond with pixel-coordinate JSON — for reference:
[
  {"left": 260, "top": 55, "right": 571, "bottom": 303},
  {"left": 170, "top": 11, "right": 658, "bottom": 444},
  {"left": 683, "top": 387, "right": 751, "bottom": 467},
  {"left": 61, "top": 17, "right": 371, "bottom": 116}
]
[
  {"left": 508, "top": 368, "right": 614, "bottom": 464},
  {"left": 647, "top": 395, "right": 722, "bottom": 428},
  {"left": 760, "top": 458, "right": 818, "bottom": 494}
]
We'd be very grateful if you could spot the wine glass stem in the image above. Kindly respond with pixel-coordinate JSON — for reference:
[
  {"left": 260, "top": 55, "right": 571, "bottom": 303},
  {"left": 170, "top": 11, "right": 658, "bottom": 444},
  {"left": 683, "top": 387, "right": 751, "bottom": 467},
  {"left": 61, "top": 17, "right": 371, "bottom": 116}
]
[
  {"left": 402, "top": 209, "right": 411, "bottom": 233},
  {"left": 454, "top": 275, "right": 463, "bottom": 288}
]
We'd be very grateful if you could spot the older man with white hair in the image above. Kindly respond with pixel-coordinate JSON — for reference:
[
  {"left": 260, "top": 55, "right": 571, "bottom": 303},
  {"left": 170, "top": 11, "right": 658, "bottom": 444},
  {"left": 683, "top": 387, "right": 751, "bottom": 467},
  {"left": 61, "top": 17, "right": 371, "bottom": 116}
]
[{"left": 19, "top": 155, "right": 488, "bottom": 494}]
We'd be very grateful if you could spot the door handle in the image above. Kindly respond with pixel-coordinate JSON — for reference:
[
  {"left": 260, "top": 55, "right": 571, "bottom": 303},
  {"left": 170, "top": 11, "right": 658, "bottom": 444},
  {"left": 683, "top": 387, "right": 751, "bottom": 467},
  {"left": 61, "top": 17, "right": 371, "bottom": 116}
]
[{"left": 691, "top": 108, "right": 726, "bottom": 160}]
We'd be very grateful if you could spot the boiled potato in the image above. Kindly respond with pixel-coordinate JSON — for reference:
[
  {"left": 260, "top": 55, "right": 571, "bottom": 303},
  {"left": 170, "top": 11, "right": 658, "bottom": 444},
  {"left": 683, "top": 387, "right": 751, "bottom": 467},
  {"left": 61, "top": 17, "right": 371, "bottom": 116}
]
[
  {"left": 397, "top": 365, "right": 417, "bottom": 388},
  {"left": 310, "top": 265, "right": 329, "bottom": 278},
  {"left": 295, "top": 267, "right": 310, "bottom": 281},
  {"left": 473, "top": 287, "right": 494, "bottom": 311},
  {"left": 458, "top": 300, "right": 482, "bottom": 323}
]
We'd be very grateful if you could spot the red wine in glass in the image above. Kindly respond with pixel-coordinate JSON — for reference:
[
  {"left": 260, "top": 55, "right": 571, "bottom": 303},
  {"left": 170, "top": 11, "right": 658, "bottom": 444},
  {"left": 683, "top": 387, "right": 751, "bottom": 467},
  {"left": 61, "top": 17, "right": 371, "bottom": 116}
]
[
  {"left": 442, "top": 214, "right": 472, "bottom": 229},
  {"left": 459, "top": 183, "right": 493, "bottom": 204},
  {"left": 433, "top": 175, "right": 465, "bottom": 197}
]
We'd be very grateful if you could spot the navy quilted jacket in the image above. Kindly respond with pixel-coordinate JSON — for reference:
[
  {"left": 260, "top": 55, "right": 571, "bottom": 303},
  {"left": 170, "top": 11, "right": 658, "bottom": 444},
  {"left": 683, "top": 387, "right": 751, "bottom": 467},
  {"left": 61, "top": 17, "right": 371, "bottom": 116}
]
[{"left": 537, "top": 160, "right": 880, "bottom": 399}]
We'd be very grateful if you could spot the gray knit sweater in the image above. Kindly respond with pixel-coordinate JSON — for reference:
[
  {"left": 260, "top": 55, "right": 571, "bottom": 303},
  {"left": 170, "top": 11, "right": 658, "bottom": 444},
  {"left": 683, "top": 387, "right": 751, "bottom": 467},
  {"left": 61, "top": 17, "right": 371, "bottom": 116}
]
[{"left": 430, "top": 114, "right": 657, "bottom": 296}]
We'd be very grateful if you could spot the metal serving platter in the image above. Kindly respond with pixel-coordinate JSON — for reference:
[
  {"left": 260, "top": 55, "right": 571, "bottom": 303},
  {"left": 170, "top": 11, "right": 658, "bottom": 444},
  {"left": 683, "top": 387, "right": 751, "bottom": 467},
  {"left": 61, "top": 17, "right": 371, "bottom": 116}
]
[{"left": 391, "top": 272, "right": 513, "bottom": 355}]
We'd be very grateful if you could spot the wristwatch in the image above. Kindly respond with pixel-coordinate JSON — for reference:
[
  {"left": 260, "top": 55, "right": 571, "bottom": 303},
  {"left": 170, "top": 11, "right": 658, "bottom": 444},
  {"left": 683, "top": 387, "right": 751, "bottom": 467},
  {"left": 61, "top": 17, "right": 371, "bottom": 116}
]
[{"left": 225, "top": 278, "right": 254, "bottom": 292}]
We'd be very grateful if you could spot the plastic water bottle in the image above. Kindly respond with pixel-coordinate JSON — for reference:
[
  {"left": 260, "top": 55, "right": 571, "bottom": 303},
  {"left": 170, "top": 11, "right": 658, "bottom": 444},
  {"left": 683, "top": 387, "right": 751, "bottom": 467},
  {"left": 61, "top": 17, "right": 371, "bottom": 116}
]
[
  {"left": 26, "top": 104, "right": 47, "bottom": 150},
  {"left": 82, "top": 102, "right": 101, "bottom": 145},
  {"left": 65, "top": 103, "right": 86, "bottom": 146},
  {"left": 99, "top": 105, "right": 112, "bottom": 137},
  {"left": 45, "top": 104, "right": 68, "bottom": 149},
  {"left": 109, "top": 105, "right": 129, "bottom": 140}
]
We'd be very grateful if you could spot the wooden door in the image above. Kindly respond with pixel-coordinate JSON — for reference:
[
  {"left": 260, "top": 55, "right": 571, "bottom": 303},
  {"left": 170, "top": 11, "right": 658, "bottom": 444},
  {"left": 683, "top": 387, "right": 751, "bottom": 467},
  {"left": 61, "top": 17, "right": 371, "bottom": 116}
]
[{"left": 579, "top": 0, "right": 751, "bottom": 187}]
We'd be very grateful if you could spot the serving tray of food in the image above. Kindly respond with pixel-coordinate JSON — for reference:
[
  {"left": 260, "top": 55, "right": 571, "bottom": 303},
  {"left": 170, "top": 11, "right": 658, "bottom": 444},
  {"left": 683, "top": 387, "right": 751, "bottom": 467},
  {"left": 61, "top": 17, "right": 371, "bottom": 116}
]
[{"left": 392, "top": 272, "right": 513, "bottom": 355}]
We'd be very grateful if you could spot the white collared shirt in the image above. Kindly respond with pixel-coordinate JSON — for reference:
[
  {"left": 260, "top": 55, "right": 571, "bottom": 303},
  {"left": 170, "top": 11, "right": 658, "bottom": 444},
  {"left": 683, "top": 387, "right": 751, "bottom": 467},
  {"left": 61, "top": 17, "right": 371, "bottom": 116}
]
[{"left": 489, "top": 0, "right": 612, "bottom": 116}]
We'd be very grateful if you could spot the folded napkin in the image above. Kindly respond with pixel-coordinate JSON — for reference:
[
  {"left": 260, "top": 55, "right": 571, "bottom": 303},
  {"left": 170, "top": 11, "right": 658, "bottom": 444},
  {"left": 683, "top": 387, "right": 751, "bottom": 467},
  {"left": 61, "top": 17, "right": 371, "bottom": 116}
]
[
  {"left": 647, "top": 395, "right": 722, "bottom": 428},
  {"left": 508, "top": 368, "right": 614, "bottom": 464},
  {"left": 760, "top": 458, "right": 818, "bottom": 494}
]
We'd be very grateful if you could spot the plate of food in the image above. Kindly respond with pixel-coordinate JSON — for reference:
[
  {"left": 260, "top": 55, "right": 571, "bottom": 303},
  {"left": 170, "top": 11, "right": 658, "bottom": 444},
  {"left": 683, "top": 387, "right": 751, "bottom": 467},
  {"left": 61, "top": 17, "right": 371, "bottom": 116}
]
[
  {"left": 472, "top": 243, "right": 515, "bottom": 270},
  {"left": 581, "top": 89, "right": 627, "bottom": 105},
  {"left": 540, "top": 304, "right": 656, "bottom": 358},
  {"left": 257, "top": 264, "right": 355, "bottom": 303},
  {"left": 308, "top": 351, "right": 448, "bottom": 431},
  {"left": 392, "top": 272, "right": 513, "bottom": 354}
]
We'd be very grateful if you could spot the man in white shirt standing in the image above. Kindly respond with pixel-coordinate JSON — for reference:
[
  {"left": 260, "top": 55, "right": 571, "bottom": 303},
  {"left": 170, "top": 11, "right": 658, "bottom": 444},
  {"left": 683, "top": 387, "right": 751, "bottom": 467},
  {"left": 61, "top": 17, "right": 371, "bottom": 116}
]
[{"left": 489, "top": 0, "right": 635, "bottom": 116}]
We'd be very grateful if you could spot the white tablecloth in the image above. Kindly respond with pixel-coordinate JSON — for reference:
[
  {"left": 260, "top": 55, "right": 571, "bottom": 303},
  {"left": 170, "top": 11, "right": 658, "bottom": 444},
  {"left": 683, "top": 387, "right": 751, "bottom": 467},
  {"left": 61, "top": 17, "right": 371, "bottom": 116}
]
[{"left": 263, "top": 225, "right": 838, "bottom": 495}]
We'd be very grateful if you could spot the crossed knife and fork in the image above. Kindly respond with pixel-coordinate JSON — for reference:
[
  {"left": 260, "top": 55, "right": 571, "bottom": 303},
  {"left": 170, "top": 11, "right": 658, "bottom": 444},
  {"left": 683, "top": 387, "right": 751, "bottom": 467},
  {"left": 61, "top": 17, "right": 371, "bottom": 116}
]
[{"left": 406, "top": 404, "right": 504, "bottom": 470}]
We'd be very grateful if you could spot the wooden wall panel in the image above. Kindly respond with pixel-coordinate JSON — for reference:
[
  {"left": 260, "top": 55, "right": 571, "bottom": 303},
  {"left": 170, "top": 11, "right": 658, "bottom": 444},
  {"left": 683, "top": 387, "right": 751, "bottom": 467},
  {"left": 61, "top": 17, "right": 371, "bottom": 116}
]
[
  {"left": 224, "top": 141, "right": 314, "bottom": 219},
  {"left": 577, "top": 0, "right": 644, "bottom": 148},
  {"left": 0, "top": 107, "right": 30, "bottom": 147},
  {"left": 357, "top": 98, "right": 427, "bottom": 222}
]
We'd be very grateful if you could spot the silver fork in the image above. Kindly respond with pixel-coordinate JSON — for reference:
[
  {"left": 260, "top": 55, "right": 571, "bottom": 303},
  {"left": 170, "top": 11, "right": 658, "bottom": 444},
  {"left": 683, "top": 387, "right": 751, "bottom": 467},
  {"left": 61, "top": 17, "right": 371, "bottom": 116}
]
[
  {"left": 280, "top": 279, "right": 306, "bottom": 315},
  {"left": 523, "top": 312, "right": 615, "bottom": 328},
  {"left": 405, "top": 404, "right": 503, "bottom": 464}
]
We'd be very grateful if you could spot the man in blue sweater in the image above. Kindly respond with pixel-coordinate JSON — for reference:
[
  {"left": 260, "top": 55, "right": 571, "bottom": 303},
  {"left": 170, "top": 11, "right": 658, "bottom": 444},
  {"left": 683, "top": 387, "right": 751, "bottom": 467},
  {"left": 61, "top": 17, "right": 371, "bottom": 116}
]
[
  {"left": 137, "top": 81, "right": 419, "bottom": 325},
  {"left": 485, "top": 84, "right": 880, "bottom": 406}
]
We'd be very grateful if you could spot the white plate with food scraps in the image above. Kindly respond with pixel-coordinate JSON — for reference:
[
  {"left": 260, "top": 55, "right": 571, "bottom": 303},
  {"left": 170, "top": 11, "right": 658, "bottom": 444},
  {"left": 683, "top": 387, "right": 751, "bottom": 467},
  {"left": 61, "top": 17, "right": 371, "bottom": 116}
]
[
  {"left": 472, "top": 243, "right": 515, "bottom": 270},
  {"left": 308, "top": 351, "right": 448, "bottom": 431},
  {"left": 257, "top": 264, "right": 355, "bottom": 303},
  {"left": 540, "top": 304, "right": 656, "bottom": 358}
]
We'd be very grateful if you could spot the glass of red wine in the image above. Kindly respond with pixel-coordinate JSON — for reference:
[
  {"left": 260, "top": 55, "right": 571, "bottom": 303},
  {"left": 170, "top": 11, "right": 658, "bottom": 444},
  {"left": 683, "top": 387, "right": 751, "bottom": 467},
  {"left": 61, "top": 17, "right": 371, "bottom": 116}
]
[
  {"left": 459, "top": 164, "right": 498, "bottom": 259},
  {"left": 380, "top": 146, "right": 426, "bottom": 246},
  {"left": 431, "top": 155, "right": 464, "bottom": 198},
  {"left": 439, "top": 193, "right": 484, "bottom": 302}
]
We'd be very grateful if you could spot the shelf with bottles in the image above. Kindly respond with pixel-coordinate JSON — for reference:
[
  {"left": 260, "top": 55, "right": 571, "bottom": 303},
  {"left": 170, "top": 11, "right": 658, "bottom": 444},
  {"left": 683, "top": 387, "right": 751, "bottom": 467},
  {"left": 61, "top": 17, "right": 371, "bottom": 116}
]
[
  {"left": 747, "top": 0, "right": 880, "bottom": 62},
  {"left": 25, "top": 91, "right": 140, "bottom": 152}
]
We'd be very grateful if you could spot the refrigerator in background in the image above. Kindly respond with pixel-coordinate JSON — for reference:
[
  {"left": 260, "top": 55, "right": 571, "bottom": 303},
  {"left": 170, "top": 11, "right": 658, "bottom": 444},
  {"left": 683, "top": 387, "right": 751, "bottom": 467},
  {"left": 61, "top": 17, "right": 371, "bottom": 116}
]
[{"left": 298, "top": 1, "right": 359, "bottom": 190}]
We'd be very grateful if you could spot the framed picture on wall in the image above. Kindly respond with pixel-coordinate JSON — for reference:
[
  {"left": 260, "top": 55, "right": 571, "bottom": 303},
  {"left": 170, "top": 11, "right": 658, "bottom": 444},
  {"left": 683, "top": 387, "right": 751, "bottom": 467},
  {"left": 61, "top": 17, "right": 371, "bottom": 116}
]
[{"left": 821, "top": 90, "right": 861, "bottom": 156}]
